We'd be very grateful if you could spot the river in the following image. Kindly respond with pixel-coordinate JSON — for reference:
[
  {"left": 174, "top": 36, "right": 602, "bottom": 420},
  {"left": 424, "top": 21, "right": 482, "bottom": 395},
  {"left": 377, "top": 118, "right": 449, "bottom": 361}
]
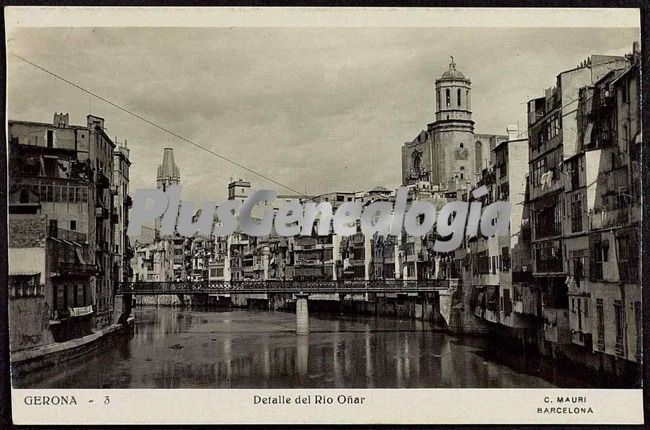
[{"left": 15, "top": 307, "right": 593, "bottom": 388}]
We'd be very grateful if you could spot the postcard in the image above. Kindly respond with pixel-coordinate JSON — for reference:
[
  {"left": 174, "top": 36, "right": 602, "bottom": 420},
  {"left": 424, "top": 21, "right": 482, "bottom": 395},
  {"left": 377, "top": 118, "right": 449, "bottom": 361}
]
[{"left": 5, "top": 6, "right": 643, "bottom": 425}]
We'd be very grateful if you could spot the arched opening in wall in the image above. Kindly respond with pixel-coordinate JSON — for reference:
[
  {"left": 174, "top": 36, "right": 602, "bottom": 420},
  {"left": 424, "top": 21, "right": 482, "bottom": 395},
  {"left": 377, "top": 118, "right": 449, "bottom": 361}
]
[
  {"left": 460, "top": 166, "right": 465, "bottom": 180},
  {"left": 466, "top": 90, "right": 470, "bottom": 110},
  {"left": 457, "top": 88, "right": 461, "bottom": 107},
  {"left": 412, "top": 150, "right": 422, "bottom": 175},
  {"left": 446, "top": 89, "right": 451, "bottom": 107}
]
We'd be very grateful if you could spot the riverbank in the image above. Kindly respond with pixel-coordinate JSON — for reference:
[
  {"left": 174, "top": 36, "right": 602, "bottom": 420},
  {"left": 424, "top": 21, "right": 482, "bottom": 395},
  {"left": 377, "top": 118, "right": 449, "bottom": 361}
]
[{"left": 11, "top": 317, "right": 135, "bottom": 378}]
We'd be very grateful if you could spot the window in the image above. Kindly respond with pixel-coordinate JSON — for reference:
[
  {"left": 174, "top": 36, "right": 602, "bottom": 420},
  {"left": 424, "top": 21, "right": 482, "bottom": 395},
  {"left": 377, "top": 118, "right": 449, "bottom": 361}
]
[
  {"left": 501, "top": 247, "right": 510, "bottom": 271},
  {"left": 592, "top": 240, "right": 606, "bottom": 280},
  {"left": 534, "top": 196, "right": 562, "bottom": 239},
  {"left": 457, "top": 88, "right": 461, "bottom": 107},
  {"left": 412, "top": 151, "right": 422, "bottom": 174},
  {"left": 596, "top": 299, "right": 605, "bottom": 351},
  {"left": 569, "top": 249, "right": 587, "bottom": 281},
  {"left": 477, "top": 251, "right": 489, "bottom": 275},
  {"left": 70, "top": 220, "right": 77, "bottom": 231},
  {"left": 532, "top": 157, "right": 547, "bottom": 186},
  {"left": 570, "top": 194, "right": 583, "bottom": 233},
  {"left": 617, "top": 232, "right": 639, "bottom": 282},
  {"left": 534, "top": 240, "right": 563, "bottom": 273},
  {"left": 577, "top": 299, "right": 582, "bottom": 330},
  {"left": 614, "top": 300, "right": 624, "bottom": 356},
  {"left": 47, "top": 130, "right": 54, "bottom": 148},
  {"left": 446, "top": 89, "right": 451, "bottom": 107}
]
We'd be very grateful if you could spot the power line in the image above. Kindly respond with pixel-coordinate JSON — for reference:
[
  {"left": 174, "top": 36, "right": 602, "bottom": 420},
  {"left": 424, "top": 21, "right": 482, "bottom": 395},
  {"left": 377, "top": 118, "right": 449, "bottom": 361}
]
[{"left": 10, "top": 52, "right": 309, "bottom": 198}]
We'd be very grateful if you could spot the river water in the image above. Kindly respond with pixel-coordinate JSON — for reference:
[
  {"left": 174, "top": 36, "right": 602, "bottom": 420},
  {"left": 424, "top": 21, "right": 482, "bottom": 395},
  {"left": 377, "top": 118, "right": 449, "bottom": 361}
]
[{"left": 15, "top": 307, "right": 593, "bottom": 388}]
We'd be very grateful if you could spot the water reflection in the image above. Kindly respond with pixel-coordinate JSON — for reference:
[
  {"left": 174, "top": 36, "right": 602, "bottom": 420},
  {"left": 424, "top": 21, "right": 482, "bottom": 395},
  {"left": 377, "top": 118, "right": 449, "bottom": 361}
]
[{"left": 14, "top": 307, "right": 592, "bottom": 388}]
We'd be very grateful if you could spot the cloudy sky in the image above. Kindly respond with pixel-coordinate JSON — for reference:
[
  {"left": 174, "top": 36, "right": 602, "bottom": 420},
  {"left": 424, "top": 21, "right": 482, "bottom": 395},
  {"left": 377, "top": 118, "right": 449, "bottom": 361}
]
[{"left": 7, "top": 25, "right": 639, "bottom": 202}]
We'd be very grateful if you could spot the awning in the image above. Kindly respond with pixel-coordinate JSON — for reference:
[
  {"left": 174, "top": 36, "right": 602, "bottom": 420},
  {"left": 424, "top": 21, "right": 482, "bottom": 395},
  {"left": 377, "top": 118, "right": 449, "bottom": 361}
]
[
  {"left": 583, "top": 123, "right": 593, "bottom": 146},
  {"left": 75, "top": 247, "right": 86, "bottom": 264},
  {"left": 69, "top": 305, "right": 93, "bottom": 317},
  {"left": 9, "top": 248, "right": 46, "bottom": 284},
  {"left": 9, "top": 270, "right": 40, "bottom": 276}
]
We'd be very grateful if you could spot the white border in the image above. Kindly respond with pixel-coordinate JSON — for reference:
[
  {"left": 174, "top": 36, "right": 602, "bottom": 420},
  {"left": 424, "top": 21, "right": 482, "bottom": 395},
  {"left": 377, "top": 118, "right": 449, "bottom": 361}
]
[
  {"left": 5, "top": 7, "right": 641, "bottom": 29},
  {"left": 12, "top": 388, "right": 644, "bottom": 424}
]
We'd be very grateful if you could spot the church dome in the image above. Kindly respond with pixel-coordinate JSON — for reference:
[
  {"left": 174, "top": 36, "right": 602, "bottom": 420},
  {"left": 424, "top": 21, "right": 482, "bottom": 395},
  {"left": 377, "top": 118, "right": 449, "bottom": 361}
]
[
  {"left": 439, "top": 57, "right": 467, "bottom": 80},
  {"left": 441, "top": 68, "right": 465, "bottom": 79}
]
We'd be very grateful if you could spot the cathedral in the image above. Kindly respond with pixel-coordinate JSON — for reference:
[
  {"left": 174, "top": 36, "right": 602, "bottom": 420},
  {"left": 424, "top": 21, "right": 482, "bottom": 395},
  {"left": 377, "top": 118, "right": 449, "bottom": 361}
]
[{"left": 401, "top": 58, "right": 506, "bottom": 192}]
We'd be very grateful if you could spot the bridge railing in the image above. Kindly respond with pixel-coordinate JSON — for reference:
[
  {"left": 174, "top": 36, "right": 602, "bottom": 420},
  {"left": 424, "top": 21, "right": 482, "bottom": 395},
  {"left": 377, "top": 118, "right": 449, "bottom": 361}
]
[{"left": 115, "top": 279, "right": 450, "bottom": 295}]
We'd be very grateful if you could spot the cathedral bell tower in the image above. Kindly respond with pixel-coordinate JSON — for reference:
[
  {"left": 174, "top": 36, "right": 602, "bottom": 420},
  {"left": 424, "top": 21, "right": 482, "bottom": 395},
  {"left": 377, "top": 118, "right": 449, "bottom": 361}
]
[{"left": 427, "top": 57, "right": 476, "bottom": 190}]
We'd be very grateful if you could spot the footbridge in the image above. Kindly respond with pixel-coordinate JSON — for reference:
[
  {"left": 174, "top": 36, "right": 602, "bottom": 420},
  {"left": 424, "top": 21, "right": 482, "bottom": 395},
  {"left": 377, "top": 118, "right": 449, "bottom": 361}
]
[
  {"left": 114, "top": 279, "right": 452, "bottom": 334},
  {"left": 115, "top": 279, "right": 450, "bottom": 295}
]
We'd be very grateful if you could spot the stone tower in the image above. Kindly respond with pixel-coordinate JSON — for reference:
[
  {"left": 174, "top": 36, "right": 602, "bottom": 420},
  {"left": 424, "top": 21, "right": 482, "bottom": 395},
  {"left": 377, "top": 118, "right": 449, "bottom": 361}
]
[
  {"left": 155, "top": 148, "right": 181, "bottom": 237},
  {"left": 157, "top": 147, "right": 181, "bottom": 192},
  {"left": 429, "top": 57, "right": 476, "bottom": 189}
]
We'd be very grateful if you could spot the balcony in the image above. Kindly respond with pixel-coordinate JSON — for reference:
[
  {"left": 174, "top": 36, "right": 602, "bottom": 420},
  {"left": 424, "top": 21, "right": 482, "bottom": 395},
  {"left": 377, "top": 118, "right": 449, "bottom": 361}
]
[
  {"left": 594, "top": 130, "right": 614, "bottom": 147},
  {"left": 535, "top": 258, "right": 563, "bottom": 274},
  {"left": 590, "top": 208, "right": 629, "bottom": 230},
  {"left": 48, "top": 226, "right": 87, "bottom": 243},
  {"left": 55, "top": 261, "right": 95, "bottom": 275},
  {"left": 530, "top": 176, "right": 562, "bottom": 201}
]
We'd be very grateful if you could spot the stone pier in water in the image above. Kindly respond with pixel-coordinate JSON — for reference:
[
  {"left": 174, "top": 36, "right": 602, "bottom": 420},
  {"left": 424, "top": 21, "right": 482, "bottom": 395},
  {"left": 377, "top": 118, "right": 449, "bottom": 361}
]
[{"left": 295, "top": 293, "right": 309, "bottom": 335}]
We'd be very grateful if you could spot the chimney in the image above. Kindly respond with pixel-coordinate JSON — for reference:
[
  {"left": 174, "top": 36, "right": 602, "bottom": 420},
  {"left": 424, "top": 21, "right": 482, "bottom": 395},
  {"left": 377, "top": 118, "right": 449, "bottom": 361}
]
[{"left": 506, "top": 124, "right": 519, "bottom": 140}]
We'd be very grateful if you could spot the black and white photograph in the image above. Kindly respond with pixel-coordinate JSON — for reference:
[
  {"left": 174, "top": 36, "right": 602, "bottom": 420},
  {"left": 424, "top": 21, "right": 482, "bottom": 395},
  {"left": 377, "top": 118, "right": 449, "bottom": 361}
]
[{"left": 4, "top": 6, "right": 644, "bottom": 425}]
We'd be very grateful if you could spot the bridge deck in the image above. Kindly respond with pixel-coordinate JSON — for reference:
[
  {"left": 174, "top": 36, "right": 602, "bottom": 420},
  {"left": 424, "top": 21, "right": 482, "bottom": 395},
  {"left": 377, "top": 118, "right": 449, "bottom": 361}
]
[{"left": 116, "top": 280, "right": 450, "bottom": 295}]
